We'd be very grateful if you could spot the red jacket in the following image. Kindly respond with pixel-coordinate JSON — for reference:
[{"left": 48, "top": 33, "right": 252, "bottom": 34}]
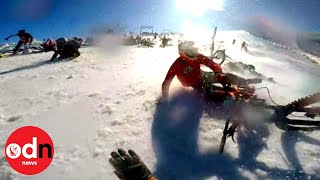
[{"left": 162, "top": 53, "right": 222, "bottom": 98}]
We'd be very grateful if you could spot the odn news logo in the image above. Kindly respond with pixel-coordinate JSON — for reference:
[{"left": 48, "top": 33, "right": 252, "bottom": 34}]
[{"left": 5, "top": 126, "right": 54, "bottom": 175}]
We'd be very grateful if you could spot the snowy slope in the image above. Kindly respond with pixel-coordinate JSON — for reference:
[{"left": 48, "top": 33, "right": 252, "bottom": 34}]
[{"left": 0, "top": 31, "right": 320, "bottom": 180}]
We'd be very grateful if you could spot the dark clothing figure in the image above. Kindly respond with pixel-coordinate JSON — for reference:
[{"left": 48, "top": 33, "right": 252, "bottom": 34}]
[
  {"left": 5, "top": 30, "right": 33, "bottom": 54},
  {"left": 50, "top": 38, "right": 66, "bottom": 60},
  {"left": 50, "top": 38, "right": 81, "bottom": 61},
  {"left": 232, "top": 39, "right": 236, "bottom": 45},
  {"left": 241, "top": 41, "right": 248, "bottom": 51},
  {"left": 161, "top": 36, "right": 171, "bottom": 47},
  {"left": 60, "top": 39, "right": 81, "bottom": 59}
]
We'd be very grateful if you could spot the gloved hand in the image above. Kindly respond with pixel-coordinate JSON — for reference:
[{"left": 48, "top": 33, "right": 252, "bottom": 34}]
[{"left": 109, "top": 149, "right": 154, "bottom": 180}]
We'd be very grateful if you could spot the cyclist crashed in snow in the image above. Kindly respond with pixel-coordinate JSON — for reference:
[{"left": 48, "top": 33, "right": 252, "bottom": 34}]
[
  {"left": 50, "top": 38, "right": 82, "bottom": 61},
  {"left": 162, "top": 41, "right": 262, "bottom": 100}
]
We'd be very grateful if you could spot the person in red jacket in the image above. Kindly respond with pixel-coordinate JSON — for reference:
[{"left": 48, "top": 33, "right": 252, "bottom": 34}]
[{"left": 162, "top": 41, "right": 261, "bottom": 100}]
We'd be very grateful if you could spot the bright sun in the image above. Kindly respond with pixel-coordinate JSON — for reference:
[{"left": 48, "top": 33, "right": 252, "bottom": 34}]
[
  {"left": 181, "top": 21, "right": 213, "bottom": 44},
  {"left": 176, "top": 0, "right": 224, "bottom": 16}
]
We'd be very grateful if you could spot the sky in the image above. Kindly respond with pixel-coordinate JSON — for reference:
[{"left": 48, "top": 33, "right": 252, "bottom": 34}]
[{"left": 1, "top": 0, "right": 320, "bottom": 43}]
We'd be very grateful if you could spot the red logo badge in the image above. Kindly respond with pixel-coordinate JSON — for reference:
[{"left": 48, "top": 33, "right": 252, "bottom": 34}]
[{"left": 5, "top": 126, "right": 54, "bottom": 175}]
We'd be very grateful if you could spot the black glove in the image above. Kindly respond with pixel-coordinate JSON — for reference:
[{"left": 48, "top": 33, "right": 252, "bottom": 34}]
[{"left": 109, "top": 149, "right": 153, "bottom": 180}]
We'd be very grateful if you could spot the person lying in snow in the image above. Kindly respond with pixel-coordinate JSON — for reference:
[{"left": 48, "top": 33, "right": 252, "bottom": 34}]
[
  {"left": 224, "top": 61, "right": 275, "bottom": 83},
  {"left": 50, "top": 38, "right": 81, "bottom": 61},
  {"left": 5, "top": 29, "right": 33, "bottom": 54},
  {"left": 109, "top": 149, "right": 158, "bottom": 180},
  {"left": 161, "top": 41, "right": 262, "bottom": 101}
]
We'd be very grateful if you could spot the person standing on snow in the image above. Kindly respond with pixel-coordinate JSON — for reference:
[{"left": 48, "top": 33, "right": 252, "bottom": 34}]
[
  {"left": 241, "top": 41, "right": 248, "bottom": 51},
  {"left": 5, "top": 29, "right": 33, "bottom": 55},
  {"left": 161, "top": 41, "right": 261, "bottom": 101}
]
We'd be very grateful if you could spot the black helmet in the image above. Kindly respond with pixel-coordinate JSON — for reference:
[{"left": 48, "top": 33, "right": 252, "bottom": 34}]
[
  {"left": 55, "top": 38, "right": 67, "bottom": 48},
  {"left": 18, "top": 29, "right": 26, "bottom": 34}
]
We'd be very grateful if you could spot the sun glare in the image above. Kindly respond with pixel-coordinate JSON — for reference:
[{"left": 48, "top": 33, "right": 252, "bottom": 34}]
[
  {"left": 176, "top": 0, "right": 224, "bottom": 16},
  {"left": 181, "top": 21, "right": 213, "bottom": 44}
]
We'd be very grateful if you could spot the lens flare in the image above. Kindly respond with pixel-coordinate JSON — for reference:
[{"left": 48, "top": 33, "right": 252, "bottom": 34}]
[{"left": 176, "top": 0, "right": 224, "bottom": 16}]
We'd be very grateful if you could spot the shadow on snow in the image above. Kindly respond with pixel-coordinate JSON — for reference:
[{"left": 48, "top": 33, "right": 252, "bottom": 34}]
[
  {"left": 0, "top": 59, "right": 74, "bottom": 75},
  {"left": 151, "top": 89, "right": 320, "bottom": 180}
]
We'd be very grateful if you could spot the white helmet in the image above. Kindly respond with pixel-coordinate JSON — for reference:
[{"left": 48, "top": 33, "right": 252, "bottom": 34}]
[{"left": 178, "top": 41, "right": 199, "bottom": 58}]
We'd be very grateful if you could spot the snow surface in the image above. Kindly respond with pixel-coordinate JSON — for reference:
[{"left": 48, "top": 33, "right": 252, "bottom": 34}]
[{"left": 0, "top": 31, "right": 320, "bottom": 180}]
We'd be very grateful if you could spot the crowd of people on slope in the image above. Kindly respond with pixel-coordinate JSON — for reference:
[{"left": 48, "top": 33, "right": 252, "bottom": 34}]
[
  {"left": 4, "top": 29, "right": 83, "bottom": 61},
  {"left": 3, "top": 29, "right": 172, "bottom": 60}
]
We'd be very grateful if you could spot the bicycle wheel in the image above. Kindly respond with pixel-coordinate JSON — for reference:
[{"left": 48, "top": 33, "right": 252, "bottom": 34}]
[
  {"left": 212, "top": 50, "right": 226, "bottom": 65},
  {"left": 273, "top": 92, "right": 320, "bottom": 131}
]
